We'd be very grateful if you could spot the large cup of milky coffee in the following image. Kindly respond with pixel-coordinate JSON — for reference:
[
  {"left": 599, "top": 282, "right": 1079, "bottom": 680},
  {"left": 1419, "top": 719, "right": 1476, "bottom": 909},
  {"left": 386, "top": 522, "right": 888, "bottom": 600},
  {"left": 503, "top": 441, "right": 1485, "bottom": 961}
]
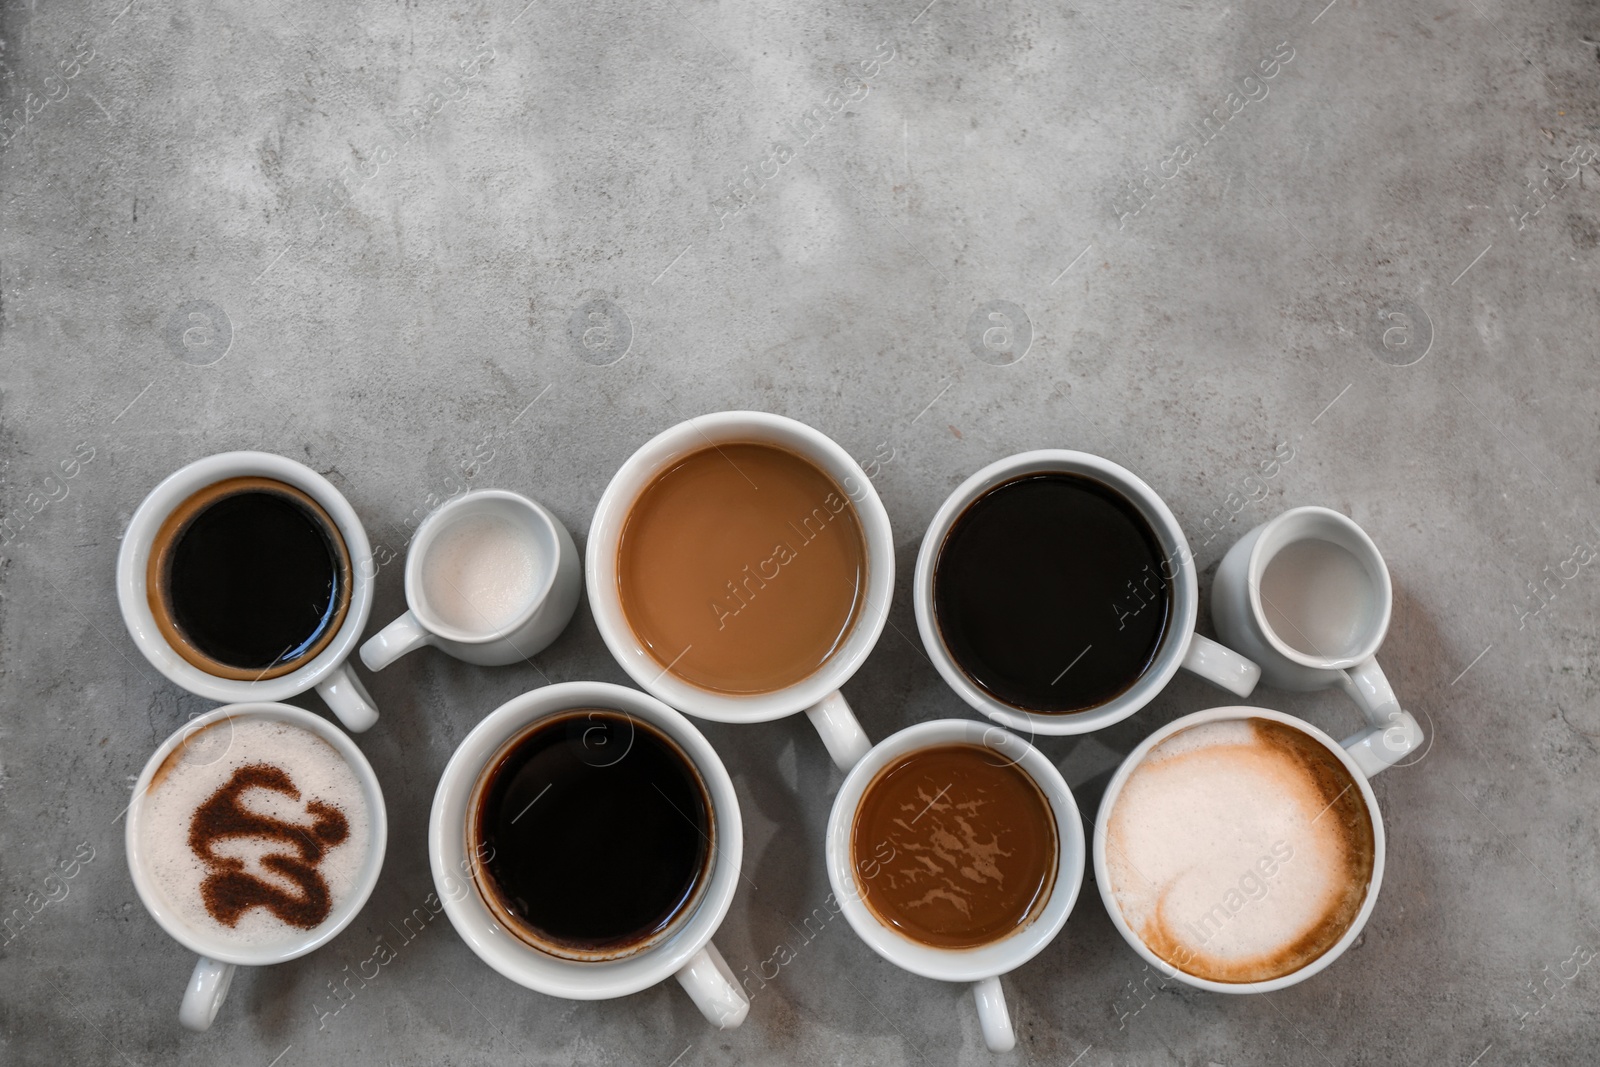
[
  {"left": 1094, "top": 706, "right": 1394, "bottom": 992},
  {"left": 587, "top": 412, "right": 893, "bottom": 770},
  {"left": 125, "top": 703, "right": 387, "bottom": 1031}
]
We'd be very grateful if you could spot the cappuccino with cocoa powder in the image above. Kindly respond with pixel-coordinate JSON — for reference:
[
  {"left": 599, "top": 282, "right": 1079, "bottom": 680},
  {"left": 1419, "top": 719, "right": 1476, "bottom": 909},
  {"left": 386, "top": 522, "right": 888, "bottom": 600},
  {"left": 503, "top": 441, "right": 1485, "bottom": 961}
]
[
  {"left": 616, "top": 442, "right": 868, "bottom": 694},
  {"left": 1105, "top": 718, "right": 1375, "bottom": 984}
]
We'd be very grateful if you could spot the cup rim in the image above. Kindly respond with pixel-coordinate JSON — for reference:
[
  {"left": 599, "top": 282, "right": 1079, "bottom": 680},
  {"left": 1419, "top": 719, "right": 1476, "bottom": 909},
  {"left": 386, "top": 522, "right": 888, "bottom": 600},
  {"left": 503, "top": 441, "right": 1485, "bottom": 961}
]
[
  {"left": 1091, "top": 705, "right": 1388, "bottom": 994},
  {"left": 584, "top": 411, "right": 894, "bottom": 724},
  {"left": 428, "top": 681, "right": 743, "bottom": 1000},
  {"left": 123, "top": 702, "right": 389, "bottom": 967},
  {"left": 1246, "top": 506, "right": 1393, "bottom": 670},
  {"left": 403, "top": 489, "right": 563, "bottom": 646},
  {"left": 912, "top": 450, "right": 1199, "bottom": 737},
  {"left": 824, "top": 718, "right": 1086, "bottom": 983},
  {"left": 115, "top": 452, "right": 376, "bottom": 703}
]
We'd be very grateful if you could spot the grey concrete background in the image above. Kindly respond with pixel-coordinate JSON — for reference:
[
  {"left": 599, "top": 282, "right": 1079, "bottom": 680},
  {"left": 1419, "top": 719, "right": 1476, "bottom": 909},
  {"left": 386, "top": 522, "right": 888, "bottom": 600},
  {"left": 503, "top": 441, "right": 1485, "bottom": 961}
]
[{"left": 2, "top": 0, "right": 1598, "bottom": 1062}]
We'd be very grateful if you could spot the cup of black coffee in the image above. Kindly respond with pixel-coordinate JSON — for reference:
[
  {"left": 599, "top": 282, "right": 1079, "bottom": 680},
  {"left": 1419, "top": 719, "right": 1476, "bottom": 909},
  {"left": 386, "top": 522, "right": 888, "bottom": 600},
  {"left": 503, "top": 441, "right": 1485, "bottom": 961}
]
[
  {"left": 116, "top": 452, "right": 381, "bottom": 732},
  {"left": 913, "top": 450, "right": 1261, "bottom": 736},
  {"left": 428, "top": 681, "right": 749, "bottom": 1028}
]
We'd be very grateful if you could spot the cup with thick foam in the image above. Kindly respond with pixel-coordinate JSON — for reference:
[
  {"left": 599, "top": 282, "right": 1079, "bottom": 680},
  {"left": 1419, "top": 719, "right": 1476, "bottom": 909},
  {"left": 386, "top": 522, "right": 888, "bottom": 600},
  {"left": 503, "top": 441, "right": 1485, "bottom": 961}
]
[
  {"left": 586, "top": 411, "right": 894, "bottom": 770},
  {"left": 914, "top": 450, "right": 1262, "bottom": 737},
  {"left": 117, "top": 452, "right": 382, "bottom": 732},
  {"left": 1094, "top": 705, "right": 1397, "bottom": 992},
  {"left": 824, "top": 719, "right": 1085, "bottom": 1052},
  {"left": 360, "top": 489, "right": 580, "bottom": 670},
  {"left": 429, "top": 681, "right": 749, "bottom": 1029},
  {"left": 125, "top": 702, "right": 387, "bottom": 1030},
  {"left": 1211, "top": 506, "right": 1421, "bottom": 775}
]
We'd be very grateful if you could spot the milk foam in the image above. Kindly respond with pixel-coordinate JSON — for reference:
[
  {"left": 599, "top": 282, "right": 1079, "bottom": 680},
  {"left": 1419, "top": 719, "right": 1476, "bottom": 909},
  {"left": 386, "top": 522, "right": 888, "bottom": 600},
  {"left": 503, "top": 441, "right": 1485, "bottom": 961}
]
[
  {"left": 1105, "top": 719, "right": 1370, "bottom": 981},
  {"left": 141, "top": 719, "right": 369, "bottom": 948},
  {"left": 421, "top": 513, "right": 541, "bottom": 634}
]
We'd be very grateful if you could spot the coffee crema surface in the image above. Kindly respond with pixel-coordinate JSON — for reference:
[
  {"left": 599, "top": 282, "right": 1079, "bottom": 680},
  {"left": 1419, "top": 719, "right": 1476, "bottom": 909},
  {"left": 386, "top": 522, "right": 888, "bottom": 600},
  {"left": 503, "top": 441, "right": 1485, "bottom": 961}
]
[
  {"left": 141, "top": 719, "right": 369, "bottom": 947},
  {"left": 616, "top": 443, "right": 868, "bottom": 694},
  {"left": 147, "top": 476, "right": 351, "bottom": 680},
  {"left": 933, "top": 473, "right": 1170, "bottom": 713},
  {"left": 471, "top": 710, "right": 713, "bottom": 960},
  {"left": 1105, "top": 718, "right": 1375, "bottom": 983},
  {"left": 851, "top": 743, "right": 1058, "bottom": 950}
]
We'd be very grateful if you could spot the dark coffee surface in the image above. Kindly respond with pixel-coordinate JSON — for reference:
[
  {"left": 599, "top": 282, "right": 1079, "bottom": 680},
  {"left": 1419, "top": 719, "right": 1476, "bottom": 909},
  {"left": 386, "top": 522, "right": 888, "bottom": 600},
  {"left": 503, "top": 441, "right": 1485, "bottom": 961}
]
[
  {"left": 851, "top": 743, "right": 1058, "bottom": 949},
  {"left": 476, "top": 711, "right": 711, "bottom": 955},
  {"left": 933, "top": 473, "right": 1171, "bottom": 713},
  {"left": 166, "top": 486, "right": 343, "bottom": 671}
]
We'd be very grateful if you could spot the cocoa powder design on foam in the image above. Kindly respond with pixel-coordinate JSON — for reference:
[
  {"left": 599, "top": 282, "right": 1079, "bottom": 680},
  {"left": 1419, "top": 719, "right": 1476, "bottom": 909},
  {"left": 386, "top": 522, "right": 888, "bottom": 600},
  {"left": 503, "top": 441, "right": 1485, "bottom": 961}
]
[{"left": 188, "top": 763, "right": 350, "bottom": 930}]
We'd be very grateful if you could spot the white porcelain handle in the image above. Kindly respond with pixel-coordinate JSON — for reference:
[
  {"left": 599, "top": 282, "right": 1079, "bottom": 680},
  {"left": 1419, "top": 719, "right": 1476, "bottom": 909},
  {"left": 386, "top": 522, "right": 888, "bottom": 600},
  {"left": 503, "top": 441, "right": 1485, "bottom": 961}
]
[
  {"left": 178, "top": 956, "right": 235, "bottom": 1032},
  {"left": 674, "top": 941, "right": 749, "bottom": 1029},
  {"left": 360, "top": 610, "right": 433, "bottom": 672},
  {"left": 972, "top": 975, "right": 1015, "bottom": 1052},
  {"left": 1181, "top": 632, "right": 1261, "bottom": 697},
  {"left": 804, "top": 690, "right": 872, "bottom": 771},
  {"left": 313, "top": 661, "right": 379, "bottom": 733},
  {"left": 1337, "top": 656, "right": 1421, "bottom": 777}
]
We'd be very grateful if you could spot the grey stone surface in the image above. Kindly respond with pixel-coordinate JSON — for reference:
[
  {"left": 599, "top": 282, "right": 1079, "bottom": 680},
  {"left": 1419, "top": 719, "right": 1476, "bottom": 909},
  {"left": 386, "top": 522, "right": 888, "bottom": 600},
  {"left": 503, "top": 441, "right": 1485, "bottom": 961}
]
[{"left": 2, "top": 0, "right": 1599, "bottom": 1062}]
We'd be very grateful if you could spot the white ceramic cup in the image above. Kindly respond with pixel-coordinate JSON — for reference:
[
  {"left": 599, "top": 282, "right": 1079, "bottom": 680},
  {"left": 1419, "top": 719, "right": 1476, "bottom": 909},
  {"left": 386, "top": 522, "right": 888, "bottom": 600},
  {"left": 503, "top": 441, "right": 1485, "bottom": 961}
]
[
  {"left": 586, "top": 411, "right": 894, "bottom": 771},
  {"left": 914, "top": 450, "right": 1261, "bottom": 737},
  {"left": 1211, "top": 506, "right": 1421, "bottom": 776},
  {"left": 824, "top": 718, "right": 1086, "bottom": 1052},
  {"left": 429, "top": 681, "right": 750, "bottom": 1029},
  {"left": 117, "top": 451, "right": 382, "bottom": 733},
  {"left": 1093, "top": 704, "right": 1414, "bottom": 992},
  {"left": 124, "top": 702, "right": 388, "bottom": 1030},
  {"left": 359, "top": 489, "right": 581, "bottom": 670}
]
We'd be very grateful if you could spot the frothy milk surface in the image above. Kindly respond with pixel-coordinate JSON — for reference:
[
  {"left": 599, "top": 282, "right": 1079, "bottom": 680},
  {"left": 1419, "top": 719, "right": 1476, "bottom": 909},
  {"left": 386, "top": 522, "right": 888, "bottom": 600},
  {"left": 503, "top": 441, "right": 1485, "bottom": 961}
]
[
  {"left": 422, "top": 513, "right": 542, "bottom": 634},
  {"left": 140, "top": 718, "right": 370, "bottom": 949},
  {"left": 1105, "top": 718, "right": 1374, "bottom": 983}
]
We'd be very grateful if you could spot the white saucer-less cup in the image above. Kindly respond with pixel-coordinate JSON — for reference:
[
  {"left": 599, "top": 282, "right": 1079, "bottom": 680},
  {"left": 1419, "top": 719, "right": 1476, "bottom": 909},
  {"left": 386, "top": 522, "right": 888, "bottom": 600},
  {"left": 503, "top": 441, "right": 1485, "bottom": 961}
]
[
  {"left": 825, "top": 719, "right": 1086, "bottom": 1052},
  {"left": 1093, "top": 704, "right": 1414, "bottom": 992},
  {"left": 1211, "top": 506, "right": 1421, "bottom": 775},
  {"left": 586, "top": 411, "right": 894, "bottom": 771},
  {"left": 914, "top": 450, "right": 1261, "bottom": 737},
  {"left": 429, "top": 681, "right": 750, "bottom": 1029},
  {"left": 360, "top": 489, "right": 581, "bottom": 670},
  {"left": 117, "top": 452, "right": 382, "bottom": 733},
  {"left": 125, "top": 703, "right": 388, "bottom": 1031}
]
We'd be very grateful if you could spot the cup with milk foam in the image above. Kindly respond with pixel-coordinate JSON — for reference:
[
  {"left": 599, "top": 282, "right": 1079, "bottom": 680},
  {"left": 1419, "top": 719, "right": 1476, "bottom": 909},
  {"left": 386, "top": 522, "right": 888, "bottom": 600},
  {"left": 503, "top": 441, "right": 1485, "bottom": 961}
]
[
  {"left": 125, "top": 703, "right": 387, "bottom": 1030},
  {"left": 1211, "top": 506, "right": 1421, "bottom": 776},
  {"left": 360, "top": 489, "right": 581, "bottom": 670}
]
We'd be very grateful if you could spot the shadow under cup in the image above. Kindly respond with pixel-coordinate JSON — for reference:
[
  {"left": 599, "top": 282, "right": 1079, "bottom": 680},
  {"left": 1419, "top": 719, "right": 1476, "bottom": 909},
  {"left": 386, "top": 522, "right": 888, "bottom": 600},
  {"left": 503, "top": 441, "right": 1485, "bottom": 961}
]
[
  {"left": 145, "top": 475, "right": 353, "bottom": 681},
  {"left": 465, "top": 710, "right": 717, "bottom": 963}
]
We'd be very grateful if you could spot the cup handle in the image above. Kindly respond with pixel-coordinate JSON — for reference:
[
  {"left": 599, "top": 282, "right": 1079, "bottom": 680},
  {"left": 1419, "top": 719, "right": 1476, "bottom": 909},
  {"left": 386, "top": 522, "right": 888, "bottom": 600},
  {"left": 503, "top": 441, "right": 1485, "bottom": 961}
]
[
  {"left": 1336, "top": 656, "right": 1422, "bottom": 778},
  {"left": 803, "top": 690, "right": 872, "bottom": 772},
  {"left": 178, "top": 956, "right": 235, "bottom": 1032},
  {"left": 359, "top": 610, "right": 432, "bottom": 672},
  {"left": 314, "top": 661, "right": 379, "bottom": 733},
  {"left": 674, "top": 941, "right": 749, "bottom": 1030},
  {"left": 972, "top": 975, "right": 1016, "bottom": 1053},
  {"left": 1180, "top": 632, "right": 1262, "bottom": 697}
]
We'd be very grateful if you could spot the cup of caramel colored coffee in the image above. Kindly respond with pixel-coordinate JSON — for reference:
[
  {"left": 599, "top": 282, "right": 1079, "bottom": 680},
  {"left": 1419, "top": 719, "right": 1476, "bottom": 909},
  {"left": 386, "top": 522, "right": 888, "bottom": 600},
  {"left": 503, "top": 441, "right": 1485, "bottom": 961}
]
[
  {"left": 586, "top": 412, "right": 894, "bottom": 770},
  {"left": 824, "top": 719, "right": 1085, "bottom": 1052}
]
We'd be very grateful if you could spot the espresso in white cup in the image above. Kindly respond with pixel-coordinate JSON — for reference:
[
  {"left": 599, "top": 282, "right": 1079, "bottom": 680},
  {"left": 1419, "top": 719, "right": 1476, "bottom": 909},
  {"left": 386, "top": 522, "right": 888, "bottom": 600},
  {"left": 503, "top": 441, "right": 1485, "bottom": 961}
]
[
  {"left": 117, "top": 452, "right": 382, "bottom": 733},
  {"left": 915, "top": 450, "right": 1261, "bottom": 736},
  {"left": 429, "top": 681, "right": 749, "bottom": 1028},
  {"left": 125, "top": 703, "right": 387, "bottom": 1030}
]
